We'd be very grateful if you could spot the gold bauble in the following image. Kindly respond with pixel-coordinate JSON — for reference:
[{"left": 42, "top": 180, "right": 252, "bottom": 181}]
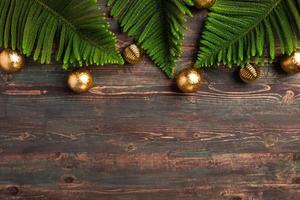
[
  {"left": 239, "top": 64, "right": 261, "bottom": 83},
  {"left": 67, "top": 69, "right": 94, "bottom": 94},
  {"left": 281, "top": 51, "right": 300, "bottom": 74},
  {"left": 0, "top": 49, "right": 25, "bottom": 73},
  {"left": 123, "top": 44, "right": 143, "bottom": 64},
  {"left": 194, "top": 0, "right": 216, "bottom": 9},
  {"left": 176, "top": 67, "right": 204, "bottom": 93}
]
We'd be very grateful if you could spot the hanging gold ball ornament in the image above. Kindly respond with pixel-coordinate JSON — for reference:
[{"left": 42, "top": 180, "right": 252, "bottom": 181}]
[
  {"left": 281, "top": 51, "right": 300, "bottom": 74},
  {"left": 67, "top": 69, "right": 94, "bottom": 94},
  {"left": 239, "top": 64, "right": 261, "bottom": 83},
  {"left": 176, "top": 67, "right": 204, "bottom": 93},
  {"left": 123, "top": 44, "right": 143, "bottom": 64},
  {"left": 194, "top": 0, "right": 216, "bottom": 9},
  {"left": 0, "top": 49, "right": 25, "bottom": 73}
]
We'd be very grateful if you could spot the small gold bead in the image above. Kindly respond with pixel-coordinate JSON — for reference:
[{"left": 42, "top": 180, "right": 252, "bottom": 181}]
[
  {"left": 239, "top": 64, "right": 261, "bottom": 83},
  {"left": 123, "top": 44, "right": 143, "bottom": 64},
  {"left": 194, "top": 0, "right": 216, "bottom": 9},
  {"left": 176, "top": 67, "right": 204, "bottom": 93},
  {"left": 0, "top": 49, "right": 25, "bottom": 73},
  {"left": 67, "top": 69, "right": 94, "bottom": 94},
  {"left": 281, "top": 51, "right": 300, "bottom": 74}
]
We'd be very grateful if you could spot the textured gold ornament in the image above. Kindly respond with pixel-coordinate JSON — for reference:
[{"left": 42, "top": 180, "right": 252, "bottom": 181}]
[
  {"left": 239, "top": 64, "right": 261, "bottom": 83},
  {"left": 67, "top": 69, "right": 94, "bottom": 93},
  {"left": 281, "top": 51, "right": 300, "bottom": 74},
  {"left": 194, "top": 0, "right": 216, "bottom": 9},
  {"left": 123, "top": 44, "right": 143, "bottom": 64},
  {"left": 176, "top": 67, "right": 204, "bottom": 93},
  {"left": 0, "top": 49, "right": 25, "bottom": 73}
]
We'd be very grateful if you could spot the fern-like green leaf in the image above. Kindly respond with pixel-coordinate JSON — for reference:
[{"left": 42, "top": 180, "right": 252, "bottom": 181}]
[
  {"left": 0, "top": 0, "right": 124, "bottom": 68},
  {"left": 108, "top": 0, "right": 193, "bottom": 78},
  {"left": 195, "top": 0, "right": 300, "bottom": 68}
]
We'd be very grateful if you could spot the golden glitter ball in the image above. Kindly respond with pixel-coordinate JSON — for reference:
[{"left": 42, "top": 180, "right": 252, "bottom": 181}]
[
  {"left": 281, "top": 51, "right": 300, "bottom": 74},
  {"left": 194, "top": 0, "right": 216, "bottom": 9},
  {"left": 123, "top": 44, "right": 143, "bottom": 64},
  {"left": 0, "top": 49, "right": 25, "bottom": 73},
  {"left": 176, "top": 67, "right": 204, "bottom": 93},
  {"left": 239, "top": 64, "right": 261, "bottom": 83},
  {"left": 67, "top": 69, "right": 94, "bottom": 94}
]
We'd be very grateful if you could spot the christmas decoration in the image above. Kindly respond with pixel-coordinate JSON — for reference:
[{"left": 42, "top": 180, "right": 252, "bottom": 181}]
[
  {"left": 67, "top": 69, "right": 94, "bottom": 94},
  {"left": 108, "top": 0, "right": 193, "bottom": 77},
  {"left": 281, "top": 51, "right": 300, "bottom": 74},
  {"left": 176, "top": 67, "right": 203, "bottom": 93},
  {"left": 108, "top": 0, "right": 299, "bottom": 76},
  {"left": 0, "top": 0, "right": 299, "bottom": 90},
  {"left": 0, "top": 49, "right": 25, "bottom": 73},
  {"left": 196, "top": 0, "right": 299, "bottom": 68},
  {"left": 239, "top": 64, "right": 261, "bottom": 83},
  {"left": 0, "top": 0, "right": 123, "bottom": 69},
  {"left": 123, "top": 44, "right": 143, "bottom": 64},
  {"left": 194, "top": 0, "right": 215, "bottom": 9}
]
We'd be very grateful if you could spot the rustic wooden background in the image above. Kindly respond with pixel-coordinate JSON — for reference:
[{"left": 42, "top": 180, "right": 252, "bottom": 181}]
[{"left": 0, "top": 1, "right": 300, "bottom": 200}]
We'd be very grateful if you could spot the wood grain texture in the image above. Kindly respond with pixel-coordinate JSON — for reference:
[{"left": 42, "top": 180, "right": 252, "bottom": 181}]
[{"left": 0, "top": 1, "right": 299, "bottom": 199}]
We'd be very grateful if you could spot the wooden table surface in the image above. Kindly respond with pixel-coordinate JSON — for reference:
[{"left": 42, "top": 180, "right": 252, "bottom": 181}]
[{"left": 0, "top": 1, "right": 300, "bottom": 200}]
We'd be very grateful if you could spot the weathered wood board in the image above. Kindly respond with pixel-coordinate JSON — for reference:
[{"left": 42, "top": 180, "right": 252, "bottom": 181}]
[{"left": 0, "top": 1, "right": 299, "bottom": 199}]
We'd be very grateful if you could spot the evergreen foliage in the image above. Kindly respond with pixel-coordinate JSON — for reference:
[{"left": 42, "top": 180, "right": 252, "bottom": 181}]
[
  {"left": 108, "top": 0, "right": 194, "bottom": 78},
  {"left": 1, "top": 0, "right": 299, "bottom": 75},
  {"left": 0, "top": 0, "right": 123, "bottom": 68},
  {"left": 195, "top": 0, "right": 300, "bottom": 67}
]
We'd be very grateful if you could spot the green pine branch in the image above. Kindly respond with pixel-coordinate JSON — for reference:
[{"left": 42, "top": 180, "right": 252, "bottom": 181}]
[
  {"left": 0, "top": 0, "right": 124, "bottom": 68},
  {"left": 107, "top": 0, "right": 194, "bottom": 78},
  {"left": 195, "top": 0, "right": 300, "bottom": 68}
]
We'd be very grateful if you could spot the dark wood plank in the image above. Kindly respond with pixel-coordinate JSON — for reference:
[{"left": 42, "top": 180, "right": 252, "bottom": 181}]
[{"left": 0, "top": 1, "right": 299, "bottom": 199}]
